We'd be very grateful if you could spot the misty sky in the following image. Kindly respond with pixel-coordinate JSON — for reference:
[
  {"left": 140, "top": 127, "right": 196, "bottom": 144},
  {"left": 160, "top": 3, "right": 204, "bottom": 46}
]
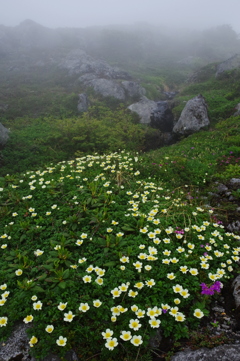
[{"left": 1, "top": 0, "right": 240, "bottom": 32}]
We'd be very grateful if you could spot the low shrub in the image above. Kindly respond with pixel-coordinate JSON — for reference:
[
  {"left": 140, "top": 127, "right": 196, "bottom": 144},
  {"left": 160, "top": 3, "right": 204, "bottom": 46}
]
[{"left": 0, "top": 151, "right": 239, "bottom": 360}]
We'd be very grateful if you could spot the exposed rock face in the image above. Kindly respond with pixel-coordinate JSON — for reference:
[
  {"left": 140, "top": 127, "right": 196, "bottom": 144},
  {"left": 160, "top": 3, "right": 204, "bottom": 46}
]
[
  {"left": 0, "top": 122, "right": 9, "bottom": 149},
  {"left": 87, "top": 78, "right": 126, "bottom": 100},
  {"left": 77, "top": 93, "right": 89, "bottom": 112},
  {"left": 121, "top": 81, "right": 146, "bottom": 99},
  {"left": 60, "top": 49, "right": 130, "bottom": 79},
  {"left": 170, "top": 345, "right": 240, "bottom": 361},
  {"left": 128, "top": 96, "right": 157, "bottom": 124},
  {"left": 177, "top": 56, "right": 201, "bottom": 66},
  {"left": 233, "top": 103, "right": 240, "bottom": 117},
  {"left": 163, "top": 91, "right": 178, "bottom": 99},
  {"left": 173, "top": 94, "right": 209, "bottom": 136},
  {"left": 232, "top": 275, "right": 240, "bottom": 310},
  {"left": 150, "top": 101, "right": 174, "bottom": 132},
  {"left": 0, "top": 103, "right": 8, "bottom": 112},
  {"left": 60, "top": 50, "right": 147, "bottom": 102},
  {"left": 0, "top": 322, "right": 79, "bottom": 361},
  {"left": 216, "top": 54, "right": 240, "bottom": 78},
  {"left": 0, "top": 322, "right": 31, "bottom": 361}
]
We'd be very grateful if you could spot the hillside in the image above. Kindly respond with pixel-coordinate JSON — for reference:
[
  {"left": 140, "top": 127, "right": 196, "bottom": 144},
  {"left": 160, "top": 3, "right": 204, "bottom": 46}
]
[{"left": 0, "top": 20, "right": 240, "bottom": 361}]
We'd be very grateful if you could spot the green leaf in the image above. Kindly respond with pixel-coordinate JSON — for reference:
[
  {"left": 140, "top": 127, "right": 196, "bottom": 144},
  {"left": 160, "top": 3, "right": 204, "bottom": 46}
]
[
  {"left": 46, "top": 258, "right": 59, "bottom": 263},
  {"left": 64, "top": 260, "right": 72, "bottom": 267},
  {"left": 58, "top": 281, "right": 66, "bottom": 289},
  {"left": 63, "top": 269, "right": 70, "bottom": 279},
  {"left": 49, "top": 251, "right": 58, "bottom": 256},
  {"left": 72, "top": 223, "right": 78, "bottom": 231},
  {"left": 9, "top": 264, "right": 19, "bottom": 268},
  {"left": 5, "top": 256, "right": 14, "bottom": 261},
  {"left": 45, "top": 277, "right": 57, "bottom": 283},
  {"left": 20, "top": 235, "right": 27, "bottom": 242},
  {"left": 121, "top": 226, "right": 135, "bottom": 232},
  {"left": 42, "top": 264, "right": 54, "bottom": 270},
  {"left": 7, "top": 273, "right": 16, "bottom": 279},
  {"left": 32, "top": 286, "right": 45, "bottom": 292},
  {"left": 103, "top": 261, "right": 116, "bottom": 267},
  {"left": 38, "top": 273, "right": 48, "bottom": 281}
]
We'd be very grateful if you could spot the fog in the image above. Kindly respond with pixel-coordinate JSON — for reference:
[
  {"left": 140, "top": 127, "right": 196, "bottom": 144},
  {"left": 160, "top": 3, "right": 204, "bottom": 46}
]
[{"left": 1, "top": 0, "right": 240, "bottom": 32}]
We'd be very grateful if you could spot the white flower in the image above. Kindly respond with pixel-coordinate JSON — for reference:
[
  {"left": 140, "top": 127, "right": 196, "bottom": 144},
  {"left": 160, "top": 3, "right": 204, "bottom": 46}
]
[
  {"left": 56, "top": 336, "right": 67, "bottom": 346},
  {"left": 120, "top": 331, "right": 132, "bottom": 341},
  {"left": 173, "top": 284, "right": 183, "bottom": 293},
  {"left": 129, "top": 319, "right": 141, "bottom": 331},
  {"left": 193, "top": 309, "right": 204, "bottom": 318},
  {"left": 93, "top": 299, "right": 102, "bottom": 308},
  {"left": 82, "top": 275, "right": 92, "bottom": 283},
  {"left": 105, "top": 337, "right": 118, "bottom": 350},
  {"left": 0, "top": 317, "right": 8, "bottom": 327},
  {"left": 149, "top": 318, "right": 161, "bottom": 328},
  {"left": 23, "top": 315, "right": 34, "bottom": 323},
  {"left": 34, "top": 249, "right": 44, "bottom": 256},
  {"left": 45, "top": 325, "right": 54, "bottom": 333},
  {"left": 29, "top": 336, "right": 38, "bottom": 347},
  {"left": 79, "top": 303, "right": 90, "bottom": 312},
  {"left": 33, "top": 301, "right": 43, "bottom": 310},
  {"left": 63, "top": 311, "right": 75, "bottom": 322},
  {"left": 58, "top": 302, "right": 67, "bottom": 311},
  {"left": 15, "top": 269, "right": 23, "bottom": 276},
  {"left": 102, "top": 328, "right": 114, "bottom": 339},
  {"left": 120, "top": 256, "right": 129, "bottom": 263},
  {"left": 130, "top": 335, "right": 143, "bottom": 346},
  {"left": 111, "top": 287, "right": 122, "bottom": 298}
]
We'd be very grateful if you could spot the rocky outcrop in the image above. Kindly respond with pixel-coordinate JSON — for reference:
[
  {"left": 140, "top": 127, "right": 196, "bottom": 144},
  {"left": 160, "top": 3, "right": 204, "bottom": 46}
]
[
  {"left": 0, "top": 103, "right": 8, "bottom": 112},
  {"left": 150, "top": 101, "right": 174, "bottom": 132},
  {"left": 128, "top": 96, "right": 157, "bottom": 124},
  {"left": 0, "top": 322, "right": 31, "bottom": 361},
  {"left": 208, "top": 179, "right": 240, "bottom": 233},
  {"left": 233, "top": 103, "right": 240, "bottom": 117},
  {"left": 232, "top": 275, "right": 240, "bottom": 310},
  {"left": 84, "top": 78, "right": 126, "bottom": 100},
  {"left": 121, "top": 81, "right": 146, "bottom": 99},
  {"left": 0, "top": 322, "right": 79, "bottom": 361},
  {"left": 216, "top": 54, "right": 240, "bottom": 78},
  {"left": 60, "top": 50, "right": 147, "bottom": 102},
  {"left": 173, "top": 94, "right": 209, "bottom": 136},
  {"left": 60, "top": 49, "right": 130, "bottom": 79},
  {"left": 0, "top": 123, "right": 9, "bottom": 149},
  {"left": 176, "top": 56, "right": 202, "bottom": 66},
  {"left": 77, "top": 93, "right": 89, "bottom": 112},
  {"left": 163, "top": 91, "right": 178, "bottom": 99},
  {"left": 170, "top": 345, "right": 240, "bottom": 361}
]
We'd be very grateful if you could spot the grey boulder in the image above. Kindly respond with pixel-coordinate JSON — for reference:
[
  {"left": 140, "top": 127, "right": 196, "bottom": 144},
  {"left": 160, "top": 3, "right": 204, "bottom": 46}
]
[
  {"left": 0, "top": 122, "right": 9, "bottom": 149},
  {"left": 128, "top": 96, "right": 157, "bottom": 124},
  {"left": 233, "top": 103, "right": 240, "bottom": 117},
  {"left": 77, "top": 93, "right": 89, "bottom": 112},
  {"left": 0, "top": 103, "right": 8, "bottom": 112},
  {"left": 0, "top": 322, "right": 31, "bottom": 361},
  {"left": 121, "top": 81, "right": 146, "bottom": 99},
  {"left": 150, "top": 101, "right": 174, "bottom": 132},
  {"left": 0, "top": 322, "right": 79, "bottom": 361},
  {"left": 216, "top": 54, "right": 240, "bottom": 78},
  {"left": 87, "top": 78, "right": 126, "bottom": 100},
  {"left": 171, "top": 345, "right": 240, "bottom": 361},
  {"left": 59, "top": 49, "right": 130, "bottom": 79},
  {"left": 173, "top": 94, "right": 209, "bottom": 136}
]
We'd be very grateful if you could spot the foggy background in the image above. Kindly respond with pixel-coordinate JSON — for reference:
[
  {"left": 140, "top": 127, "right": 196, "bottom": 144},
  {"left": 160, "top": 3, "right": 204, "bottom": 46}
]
[{"left": 1, "top": 0, "right": 240, "bottom": 32}]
